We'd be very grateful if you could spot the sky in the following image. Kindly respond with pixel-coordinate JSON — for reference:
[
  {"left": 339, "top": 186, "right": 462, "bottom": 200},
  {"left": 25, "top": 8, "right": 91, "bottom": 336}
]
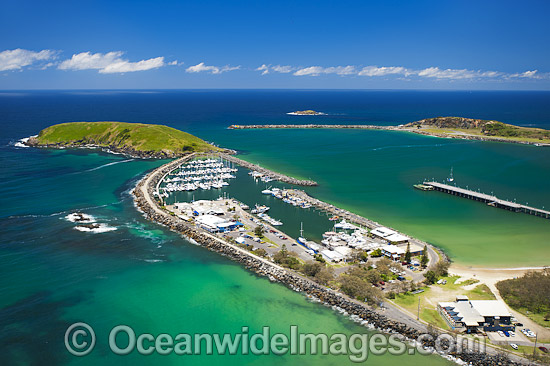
[{"left": 1, "top": 0, "right": 549, "bottom": 90}]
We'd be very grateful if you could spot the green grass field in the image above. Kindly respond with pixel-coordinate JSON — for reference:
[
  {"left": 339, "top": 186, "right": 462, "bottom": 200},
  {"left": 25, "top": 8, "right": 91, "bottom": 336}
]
[
  {"left": 418, "top": 126, "right": 550, "bottom": 144},
  {"left": 392, "top": 276, "right": 496, "bottom": 329},
  {"left": 36, "top": 121, "right": 220, "bottom": 154}
]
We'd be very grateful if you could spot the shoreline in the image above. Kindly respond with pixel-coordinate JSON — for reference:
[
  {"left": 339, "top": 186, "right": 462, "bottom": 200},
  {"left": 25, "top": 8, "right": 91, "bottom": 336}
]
[
  {"left": 228, "top": 124, "right": 550, "bottom": 147},
  {"left": 132, "top": 153, "right": 526, "bottom": 365}
]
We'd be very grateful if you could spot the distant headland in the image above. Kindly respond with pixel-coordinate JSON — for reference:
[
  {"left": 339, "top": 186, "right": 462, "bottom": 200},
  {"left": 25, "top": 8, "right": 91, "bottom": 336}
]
[
  {"left": 287, "top": 110, "right": 325, "bottom": 116},
  {"left": 25, "top": 121, "right": 224, "bottom": 158},
  {"left": 229, "top": 117, "right": 550, "bottom": 146}
]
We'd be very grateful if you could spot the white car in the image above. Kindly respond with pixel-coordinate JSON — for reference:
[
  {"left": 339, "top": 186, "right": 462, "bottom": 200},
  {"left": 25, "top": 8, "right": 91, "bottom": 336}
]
[
  {"left": 510, "top": 343, "right": 518, "bottom": 350},
  {"left": 497, "top": 331, "right": 505, "bottom": 337}
]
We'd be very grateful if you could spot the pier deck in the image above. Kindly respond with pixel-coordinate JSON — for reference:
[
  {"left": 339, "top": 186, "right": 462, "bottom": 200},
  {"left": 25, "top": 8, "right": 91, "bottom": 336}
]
[{"left": 423, "top": 181, "right": 550, "bottom": 219}]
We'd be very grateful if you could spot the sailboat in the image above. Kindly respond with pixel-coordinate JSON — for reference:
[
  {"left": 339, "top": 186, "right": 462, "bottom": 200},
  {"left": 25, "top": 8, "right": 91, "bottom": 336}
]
[
  {"left": 447, "top": 167, "right": 454, "bottom": 182},
  {"left": 297, "top": 222, "right": 307, "bottom": 246}
]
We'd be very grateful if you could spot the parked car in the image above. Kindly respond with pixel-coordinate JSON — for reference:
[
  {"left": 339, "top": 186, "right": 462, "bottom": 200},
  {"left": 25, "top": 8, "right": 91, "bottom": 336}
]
[
  {"left": 497, "top": 331, "right": 505, "bottom": 337},
  {"left": 503, "top": 330, "right": 510, "bottom": 337},
  {"left": 510, "top": 343, "right": 518, "bottom": 350},
  {"left": 539, "top": 346, "right": 549, "bottom": 353}
]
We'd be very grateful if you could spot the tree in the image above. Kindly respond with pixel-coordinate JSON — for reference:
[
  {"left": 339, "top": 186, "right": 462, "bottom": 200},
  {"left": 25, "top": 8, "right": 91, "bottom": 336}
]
[
  {"left": 303, "top": 261, "right": 324, "bottom": 277},
  {"left": 273, "top": 244, "right": 302, "bottom": 270},
  {"left": 421, "top": 245, "right": 429, "bottom": 267},
  {"left": 314, "top": 267, "right": 334, "bottom": 286},
  {"left": 424, "top": 270, "right": 438, "bottom": 284},
  {"left": 370, "top": 248, "right": 382, "bottom": 257},
  {"left": 376, "top": 257, "right": 392, "bottom": 276},
  {"left": 254, "top": 225, "right": 264, "bottom": 238},
  {"left": 255, "top": 248, "right": 267, "bottom": 257},
  {"left": 404, "top": 243, "right": 411, "bottom": 263},
  {"left": 434, "top": 260, "right": 450, "bottom": 277},
  {"left": 350, "top": 249, "right": 366, "bottom": 263},
  {"left": 338, "top": 274, "right": 383, "bottom": 305}
]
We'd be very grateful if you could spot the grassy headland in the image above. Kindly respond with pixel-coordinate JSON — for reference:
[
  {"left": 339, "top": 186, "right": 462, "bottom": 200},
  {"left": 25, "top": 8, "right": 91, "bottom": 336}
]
[
  {"left": 27, "top": 121, "right": 222, "bottom": 158},
  {"left": 401, "top": 117, "right": 550, "bottom": 145}
]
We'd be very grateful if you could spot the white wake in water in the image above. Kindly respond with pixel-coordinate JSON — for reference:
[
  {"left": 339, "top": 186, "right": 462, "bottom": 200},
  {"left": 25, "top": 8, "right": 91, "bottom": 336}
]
[
  {"left": 85, "top": 159, "right": 135, "bottom": 172},
  {"left": 74, "top": 223, "right": 117, "bottom": 233},
  {"left": 65, "top": 212, "right": 96, "bottom": 223},
  {"left": 12, "top": 135, "right": 37, "bottom": 148}
]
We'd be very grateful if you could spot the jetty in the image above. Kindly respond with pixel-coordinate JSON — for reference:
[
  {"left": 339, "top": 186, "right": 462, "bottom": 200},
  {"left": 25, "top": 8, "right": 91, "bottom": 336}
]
[{"left": 423, "top": 181, "right": 550, "bottom": 219}]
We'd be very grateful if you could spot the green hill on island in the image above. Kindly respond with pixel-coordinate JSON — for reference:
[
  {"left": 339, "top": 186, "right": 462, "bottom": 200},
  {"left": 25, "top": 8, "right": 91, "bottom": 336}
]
[
  {"left": 27, "top": 121, "right": 221, "bottom": 158},
  {"left": 402, "top": 117, "right": 550, "bottom": 144}
]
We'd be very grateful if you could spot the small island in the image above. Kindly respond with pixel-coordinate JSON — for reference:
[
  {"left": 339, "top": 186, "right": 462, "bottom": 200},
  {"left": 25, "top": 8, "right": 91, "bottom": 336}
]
[
  {"left": 287, "top": 110, "right": 325, "bottom": 116},
  {"left": 25, "top": 121, "right": 223, "bottom": 158},
  {"left": 400, "top": 116, "right": 550, "bottom": 145}
]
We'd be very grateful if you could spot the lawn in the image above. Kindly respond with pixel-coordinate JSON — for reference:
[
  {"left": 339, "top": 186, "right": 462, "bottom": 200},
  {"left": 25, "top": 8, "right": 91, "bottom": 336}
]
[{"left": 392, "top": 276, "right": 496, "bottom": 329}]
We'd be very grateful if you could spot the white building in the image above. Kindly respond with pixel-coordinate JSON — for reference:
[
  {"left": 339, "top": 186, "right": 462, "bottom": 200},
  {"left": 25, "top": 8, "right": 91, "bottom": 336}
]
[
  {"left": 370, "top": 227, "right": 409, "bottom": 244},
  {"left": 438, "top": 296, "right": 514, "bottom": 333},
  {"left": 381, "top": 244, "right": 406, "bottom": 260},
  {"left": 195, "top": 214, "right": 238, "bottom": 233}
]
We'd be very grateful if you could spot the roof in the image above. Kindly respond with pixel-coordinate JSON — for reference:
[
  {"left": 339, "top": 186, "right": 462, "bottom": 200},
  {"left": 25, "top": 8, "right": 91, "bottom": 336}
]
[
  {"left": 381, "top": 245, "right": 406, "bottom": 254},
  {"left": 371, "top": 227, "right": 396, "bottom": 238},
  {"left": 386, "top": 233, "right": 409, "bottom": 242},
  {"left": 321, "top": 249, "right": 344, "bottom": 261},
  {"left": 196, "top": 214, "right": 227, "bottom": 227},
  {"left": 334, "top": 246, "right": 352, "bottom": 256},
  {"left": 439, "top": 301, "right": 484, "bottom": 327},
  {"left": 439, "top": 299, "right": 511, "bottom": 327},
  {"left": 470, "top": 300, "right": 511, "bottom": 318}
]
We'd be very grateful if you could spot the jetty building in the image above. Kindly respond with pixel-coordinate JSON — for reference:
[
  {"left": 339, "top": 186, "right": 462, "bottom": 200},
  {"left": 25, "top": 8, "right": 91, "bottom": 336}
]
[{"left": 438, "top": 296, "right": 514, "bottom": 333}]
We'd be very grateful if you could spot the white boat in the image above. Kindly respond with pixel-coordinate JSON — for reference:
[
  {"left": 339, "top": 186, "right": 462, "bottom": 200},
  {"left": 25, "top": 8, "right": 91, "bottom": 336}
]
[
  {"left": 254, "top": 204, "right": 270, "bottom": 213},
  {"left": 447, "top": 167, "right": 454, "bottom": 182},
  {"left": 261, "top": 189, "right": 273, "bottom": 195}
]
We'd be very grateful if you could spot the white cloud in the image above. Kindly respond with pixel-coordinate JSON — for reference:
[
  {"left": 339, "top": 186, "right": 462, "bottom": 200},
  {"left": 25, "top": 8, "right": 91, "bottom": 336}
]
[
  {"left": 58, "top": 51, "right": 167, "bottom": 73},
  {"left": 416, "top": 67, "right": 499, "bottom": 80},
  {"left": 272, "top": 65, "right": 294, "bottom": 73},
  {"left": 256, "top": 64, "right": 269, "bottom": 75},
  {"left": 186, "top": 62, "right": 240, "bottom": 74},
  {"left": 358, "top": 66, "right": 411, "bottom": 77},
  {"left": 100, "top": 57, "right": 165, "bottom": 74},
  {"left": 509, "top": 70, "right": 540, "bottom": 79},
  {"left": 0, "top": 49, "right": 56, "bottom": 71},
  {"left": 256, "top": 64, "right": 296, "bottom": 75},
  {"left": 294, "top": 65, "right": 356, "bottom": 76}
]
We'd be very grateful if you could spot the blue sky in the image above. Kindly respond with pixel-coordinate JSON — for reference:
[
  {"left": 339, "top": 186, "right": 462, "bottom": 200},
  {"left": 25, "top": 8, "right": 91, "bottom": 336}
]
[{"left": 1, "top": 0, "right": 549, "bottom": 89}]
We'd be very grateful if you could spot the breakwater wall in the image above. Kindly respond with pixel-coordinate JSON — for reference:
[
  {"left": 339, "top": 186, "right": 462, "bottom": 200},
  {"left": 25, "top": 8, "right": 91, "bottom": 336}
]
[
  {"left": 229, "top": 124, "right": 394, "bottom": 130},
  {"left": 219, "top": 153, "right": 318, "bottom": 186},
  {"left": 133, "top": 157, "right": 524, "bottom": 365}
]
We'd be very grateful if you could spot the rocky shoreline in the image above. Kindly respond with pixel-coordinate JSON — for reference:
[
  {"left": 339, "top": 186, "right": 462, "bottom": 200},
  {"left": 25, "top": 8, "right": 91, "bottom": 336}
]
[
  {"left": 132, "top": 155, "right": 525, "bottom": 366},
  {"left": 24, "top": 136, "right": 228, "bottom": 159}
]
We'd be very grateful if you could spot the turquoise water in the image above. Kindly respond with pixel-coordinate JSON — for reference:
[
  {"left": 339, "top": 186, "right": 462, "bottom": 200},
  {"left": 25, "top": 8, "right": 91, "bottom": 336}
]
[
  {"left": 2, "top": 90, "right": 549, "bottom": 364},
  {"left": 208, "top": 128, "right": 550, "bottom": 267}
]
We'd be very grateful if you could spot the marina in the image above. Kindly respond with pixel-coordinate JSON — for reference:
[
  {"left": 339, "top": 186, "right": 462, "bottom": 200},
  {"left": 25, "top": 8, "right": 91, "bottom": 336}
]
[{"left": 423, "top": 181, "right": 550, "bottom": 219}]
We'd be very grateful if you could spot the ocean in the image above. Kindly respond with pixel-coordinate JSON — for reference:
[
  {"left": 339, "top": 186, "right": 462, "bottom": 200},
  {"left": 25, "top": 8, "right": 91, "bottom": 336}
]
[{"left": 1, "top": 89, "right": 549, "bottom": 365}]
